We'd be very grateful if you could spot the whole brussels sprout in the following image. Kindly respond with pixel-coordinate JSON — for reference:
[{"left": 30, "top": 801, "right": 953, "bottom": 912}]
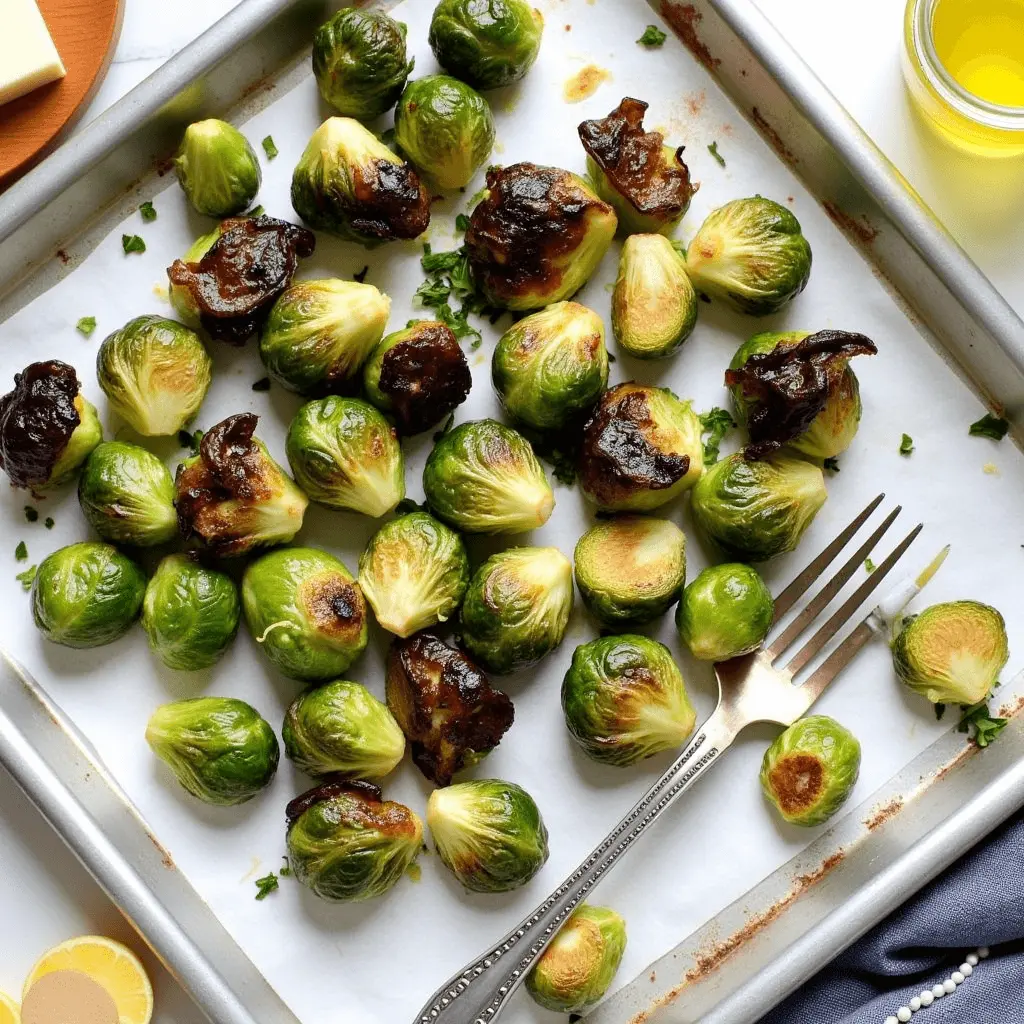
[
  {"left": 423, "top": 419, "right": 555, "bottom": 534},
  {"left": 526, "top": 905, "right": 627, "bottom": 1013},
  {"left": 286, "top": 780, "right": 423, "bottom": 902},
  {"left": 141, "top": 554, "right": 240, "bottom": 671},
  {"left": 427, "top": 779, "right": 548, "bottom": 892},
  {"left": 97, "top": 316, "right": 212, "bottom": 436},
  {"left": 78, "top": 442, "right": 177, "bottom": 548},
  {"left": 574, "top": 516, "right": 686, "bottom": 628},
  {"left": 491, "top": 301, "right": 609, "bottom": 434},
  {"left": 358, "top": 512, "right": 470, "bottom": 637},
  {"left": 312, "top": 8, "right": 413, "bottom": 120},
  {"left": 466, "top": 163, "right": 617, "bottom": 311},
  {"left": 579, "top": 383, "right": 703, "bottom": 512},
  {"left": 146, "top": 697, "right": 279, "bottom": 806},
  {"left": 460, "top": 546, "right": 574, "bottom": 674},
  {"left": 285, "top": 397, "right": 404, "bottom": 517},
  {"left": 259, "top": 279, "right": 390, "bottom": 396},
  {"left": 0, "top": 361, "right": 102, "bottom": 493},
  {"left": 174, "top": 119, "right": 261, "bottom": 218},
  {"left": 892, "top": 601, "right": 1009, "bottom": 706},
  {"left": 691, "top": 452, "right": 827, "bottom": 562},
  {"left": 760, "top": 715, "right": 861, "bottom": 827},
  {"left": 676, "top": 563, "right": 774, "bottom": 661},
  {"left": 428, "top": 0, "right": 544, "bottom": 90},
  {"left": 283, "top": 680, "right": 405, "bottom": 781},
  {"left": 242, "top": 547, "right": 368, "bottom": 682},
  {"left": 32, "top": 542, "right": 145, "bottom": 649},
  {"left": 362, "top": 320, "right": 472, "bottom": 436},
  {"left": 684, "top": 197, "right": 812, "bottom": 316},
  {"left": 562, "top": 634, "right": 695, "bottom": 766},
  {"left": 291, "top": 117, "right": 431, "bottom": 245},
  {"left": 612, "top": 234, "right": 698, "bottom": 359}
]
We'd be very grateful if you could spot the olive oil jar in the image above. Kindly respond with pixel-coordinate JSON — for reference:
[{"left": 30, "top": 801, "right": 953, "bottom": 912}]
[{"left": 903, "top": 0, "right": 1024, "bottom": 155}]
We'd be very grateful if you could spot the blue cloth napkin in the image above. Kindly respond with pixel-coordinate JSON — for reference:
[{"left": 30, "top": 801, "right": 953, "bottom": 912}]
[{"left": 761, "top": 811, "right": 1024, "bottom": 1024}]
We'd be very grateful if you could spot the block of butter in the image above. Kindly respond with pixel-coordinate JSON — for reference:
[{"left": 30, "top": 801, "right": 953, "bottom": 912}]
[{"left": 0, "top": 0, "right": 66, "bottom": 108}]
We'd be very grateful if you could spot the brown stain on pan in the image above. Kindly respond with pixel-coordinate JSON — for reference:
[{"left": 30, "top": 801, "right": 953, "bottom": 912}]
[
  {"left": 751, "top": 107, "right": 799, "bottom": 167},
  {"left": 864, "top": 797, "right": 904, "bottom": 831},
  {"left": 822, "top": 200, "right": 881, "bottom": 246},
  {"left": 659, "top": 2, "right": 721, "bottom": 72},
  {"left": 146, "top": 830, "right": 175, "bottom": 870}
]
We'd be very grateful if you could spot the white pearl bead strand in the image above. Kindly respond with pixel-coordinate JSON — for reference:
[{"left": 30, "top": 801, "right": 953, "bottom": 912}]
[{"left": 882, "top": 946, "right": 989, "bottom": 1024}]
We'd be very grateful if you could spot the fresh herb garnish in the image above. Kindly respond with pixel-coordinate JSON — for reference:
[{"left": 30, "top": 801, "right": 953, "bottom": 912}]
[
  {"left": 262, "top": 136, "right": 279, "bottom": 160},
  {"left": 395, "top": 498, "right": 427, "bottom": 515},
  {"left": 823, "top": 457, "right": 840, "bottom": 473},
  {"left": 415, "top": 243, "right": 489, "bottom": 349},
  {"left": 279, "top": 857, "right": 292, "bottom": 878},
  {"left": 76, "top": 316, "right": 97, "bottom": 337},
  {"left": 455, "top": 213, "right": 471, "bottom": 232},
  {"left": 178, "top": 429, "right": 204, "bottom": 454},
  {"left": 707, "top": 141, "right": 726, "bottom": 167},
  {"left": 433, "top": 413, "right": 455, "bottom": 443},
  {"left": 16, "top": 566, "right": 36, "bottom": 591},
  {"left": 353, "top": 265, "right": 369, "bottom": 283},
  {"left": 544, "top": 449, "right": 578, "bottom": 486},
  {"left": 14, "top": 541, "right": 27, "bottom": 561},
  {"left": 969, "top": 413, "right": 1009, "bottom": 441},
  {"left": 139, "top": 201, "right": 157, "bottom": 222},
  {"left": 958, "top": 701, "right": 1008, "bottom": 748},
  {"left": 252, "top": 377, "right": 271, "bottom": 392},
  {"left": 864, "top": 557, "right": 877, "bottom": 573},
  {"left": 254, "top": 872, "right": 279, "bottom": 900},
  {"left": 122, "top": 234, "right": 146, "bottom": 255},
  {"left": 44, "top": 517, "right": 54, "bottom": 530},
  {"left": 248, "top": 205, "right": 265, "bottom": 218},
  {"left": 935, "top": 703, "right": 946, "bottom": 721},
  {"left": 899, "top": 433, "right": 914, "bottom": 456},
  {"left": 699, "top": 408, "right": 736, "bottom": 464},
  {"left": 24, "top": 506, "right": 38, "bottom": 523},
  {"left": 637, "top": 24, "right": 667, "bottom": 46}
]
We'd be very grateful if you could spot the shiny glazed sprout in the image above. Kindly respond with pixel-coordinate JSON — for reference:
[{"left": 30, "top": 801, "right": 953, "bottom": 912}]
[
  {"left": 677, "top": 563, "right": 774, "bottom": 662},
  {"left": 174, "top": 119, "right": 261, "bottom": 217}
]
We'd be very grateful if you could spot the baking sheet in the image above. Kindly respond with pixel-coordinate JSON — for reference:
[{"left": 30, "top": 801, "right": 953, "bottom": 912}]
[{"left": 0, "top": 1, "right": 1021, "bottom": 1022}]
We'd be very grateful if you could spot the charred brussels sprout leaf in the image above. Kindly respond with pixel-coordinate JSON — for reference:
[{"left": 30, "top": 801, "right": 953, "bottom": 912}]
[
  {"left": 676, "top": 563, "right": 773, "bottom": 661},
  {"left": 174, "top": 119, "right": 262, "bottom": 217}
]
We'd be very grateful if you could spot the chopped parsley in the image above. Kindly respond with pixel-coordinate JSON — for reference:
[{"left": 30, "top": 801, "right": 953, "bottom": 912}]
[
  {"left": 415, "top": 243, "right": 491, "bottom": 349},
  {"left": 254, "top": 872, "right": 279, "bottom": 900},
  {"left": 864, "top": 557, "right": 877, "bottom": 573},
  {"left": 279, "top": 857, "right": 292, "bottom": 878},
  {"left": 24, "top": 506, "right": 38, "bottom": 523},
  {"left": 16, "top": 566, "right": 36, "bottom": 591},
  {"left": 455, "top": 213, "right": 471, "bottom": 233},
  {"left": 899, "top": 433, "right": 914, "bottom": 456},
  {"left": 44, "top": 517, "right": 54, "bottom": 530},
  {"left": 544, "top": 449, "right": 578, "bottom": 486},
  {"left": 823, "top": 457, "right": 840, "bottom": 473},
  {"left": 958, "top": 701, "right": 1008, "bottom": 748},
  {"left": 139, "top": 201, "right": 157, "bottom": 222},
  {"left": 353, "top": 265, "right": 369, "bottom": 283},
  {"left": 637, "top": 24, "right": 667, "bottom": 46},
  {"left": 699, "top": 408, "right": 736, "bottom": 464},
  {"left": 433, "top": 413, "right": 455, "bottom": 443},
  {"left": 14, "top": 541, "right": 27, "bottom": 561},
  {"left": 252, "top": 377, "right": 271, "bottom": 392},
  {"left": 178, "top": 429, "right": 204, "bottom": 454},
  {"left": 262, "top": 135, "right": 279, "bottom": 160},
  {"left": 969, "top": 413, "right": 1009, "bottom": 441},
  {"left": 935, "top": 703, "right": 946, "bottom": 721},
  {"left": 122, "top": 234, "right": 146, "bottom": 255},
  {"left": 707, "top": 141, "right": 726, "bottom": 167},
  {"left": 395, "top": 498, "right": 427, "bottom": 515},
  {"left": 76, "top": 316, "right": 97, "bottom": 337}
]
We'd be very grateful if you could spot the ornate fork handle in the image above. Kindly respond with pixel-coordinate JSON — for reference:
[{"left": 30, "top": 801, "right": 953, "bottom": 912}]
[{"left": 414, "top": 709, "right": 739, "bottom": 1024}]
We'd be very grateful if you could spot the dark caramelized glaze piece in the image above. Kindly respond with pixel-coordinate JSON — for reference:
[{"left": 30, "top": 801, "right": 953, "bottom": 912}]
[
  {"left": 348, "top": 160, "right": 432, "bottom": 242},
  {"left": 286, "top": 778, "right": 383, "bottom": 828}
]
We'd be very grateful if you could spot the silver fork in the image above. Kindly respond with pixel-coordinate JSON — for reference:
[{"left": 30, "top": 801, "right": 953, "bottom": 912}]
[{"left": 413, "top": 495, "right": 925, "bottom": 1024}]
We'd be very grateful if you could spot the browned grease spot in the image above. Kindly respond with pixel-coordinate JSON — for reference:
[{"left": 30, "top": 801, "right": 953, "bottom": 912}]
[
  {"left": 686, "top": 90, "right": 706, "bottom": 117},
  {"left": 55, "top": 248, "right": 70, "bottom": 265},
  {"left": 751, "top": 107, "right": 799, "bottom": 167},
  {"left": 822, "top": 200, "right": 880, "bottom": 246},
  {"left": 769, "top": 753, "right": 824, "bottom": 815},
  {"left": 147, "top": 829, "right": 175, "bottom": 870},
  {"left": 998, "top": 694, "right": 1024, "bottom": 719},
  {"left": 564, "top": 65, "right": 611, "bottom": 103},
  {"left": 935, "top": 743, "right": 980, "bottom": 782},
  {"left": 658, "top": 1, "right": 720, "bottom": 72},
  {"left": 301, "top": 574, "right": 366, "bottom": 644},
  {"left": 864, "top": 797, "right": 904, "bottom": 831}
]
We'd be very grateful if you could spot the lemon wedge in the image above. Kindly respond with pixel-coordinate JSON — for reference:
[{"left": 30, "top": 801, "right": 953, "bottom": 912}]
[{"left": 0, "top": 992, "right": 20, "bottom": 1024}]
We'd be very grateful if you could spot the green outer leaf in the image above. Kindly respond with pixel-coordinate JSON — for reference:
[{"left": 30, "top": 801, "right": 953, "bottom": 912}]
[{"left": 676, "top": 563, "right": 773, "bottom": 661}]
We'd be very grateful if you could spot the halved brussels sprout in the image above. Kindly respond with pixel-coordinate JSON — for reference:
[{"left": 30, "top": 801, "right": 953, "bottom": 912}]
[
  {"left": 169, "top": 223, "right": 226, "bottom": 328},
  {"left": 526, "top": 905, "right": 627, "bottom": 1013},
  {"left": 146, "top": 697, "right": 279, "bottom": 806},
  {"left": 611, "top": 234, "right": 697, "bottom": 359},
  {"left": 460, "top": 546, "right": 574, "bottom": 675},
  {"left": 174, "top": 119, "right": 261, "bottom": 218},
  {"left": 676, "top": 563, "right": 774, "bottom": 661},
  {"left": 690, "top": 452, "right": 827, "bottom": 562},
  {"left": 286, "top": 780, "right": 423, "bottom": 902},
  {"left": 574, "top": 516, "right": 686, "bottom": 628},
  {"left": 97, "top": 315, "right": 212, "bottom": 436},
  {"left": 491, "top": 301, "right": 609, "bottom": 434},
  {"left": 892, "top": 601, "right": 1009, "bottom": 706},
  {"left": 142, "top": 554, "right": 240, "bottom": 671},
  {"left": 283, "top": 680, "right": 405, "bottom": 781},
  {"left": 427, "top": 779, "right": 548, "bottom": 892},
  {"left": 579, "top": 382, "right": 703, "bottom": 511},
  {"left": 259, "top": 279, "right": 390, "bottom": 396},
  {"left": 358, "top": 512, "right": 470, "bottom": 637},
  {"left": 428, "top": 0, "right": 544, "bottom": 90},
  {"left": 242, "top": 547, "right": 368, "bottom": 682},
  {"left": 423, "top": 419, "right": 555, "bottom": 534},
  {"left": 760, "top": 715, "right": 861, "bottom": 827},
  {"left": 394, "top": 75, "right": 495, "bottom": 190},
  {"left": 312, "top": 8, "right": 414, "bottom": 120},
  {"left": 78, "top": 442, "right": 177, "bottom": 548},
  {"left": 285, "top": 397, "right": 404, "bottom": 517},
  {"left": 562, "top": 634, "right": 696, "bottom": 767},
  {"left": 683, "top": 197, "right": 812, "bottom": 316}
]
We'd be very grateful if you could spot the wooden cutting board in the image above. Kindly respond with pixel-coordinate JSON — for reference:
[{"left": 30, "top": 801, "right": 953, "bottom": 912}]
[{"left": 0, "top": 0, "right": 126, "bottom": 190}]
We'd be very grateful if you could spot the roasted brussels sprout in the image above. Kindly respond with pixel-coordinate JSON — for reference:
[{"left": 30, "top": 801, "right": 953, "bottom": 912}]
[
  {"left": 0, "top": 361, "right": 102, "bottom": 493},
  {"left": 892, "top": 601, "right": 1009, "bottom": 706},
  {"left": 460, "top": 547, "right": 574, "bottom": 675},
  {"left": 291, "top": 118, "right": 431, "bottom": 245},
  {"left": 358, "top": 512, "right": 470, "bottom": 637},
  {"left": 362, "top": 321, "right": 472, "bottom": 436},
  {"left": 676, "top": 563, "right": 774, "bottom": 661},
  {"left": 466, "top": 163, "right": 617, "bottom": 311},
  {"left": 690, "top": 452, "right": 827, "bottom": 562},
  {"left": 168, "top": 223, "right": 225, "bottom": 328},
  {"left": 428, "top": 0, "right": 544, "bottom": 90},
  {"left": 491, "top": 301, "right": 609, "bottom": 434},
  {"left": 526, "top": 905, "right": 627, "bottom": 1013},
  {"left": 312, "top": 8, "right": 413, "bottom": 120},
  {"left": 286, "top": 780, "right": 423, "bottom": 902},
  {"left": 684, "top": 197, "right": 812, "bottom": 316},
  {"left": 579, "top": 382, "right": 703, "bottom": 512},
  {"left": 579, "top": 97, "right": 696, "bottom": 236},
  {"left": 427, "top": 779, "right": 548, "bottom": 892},
  {"left": 32, "top": 542, "right": 145, "bottom": 649},
  {"left": 283, "top": 680, "right": 405, "bottom": 781},
  {"left": 574, "top": 516, "right": 686, "bottom": 628},
  {"left": 386, "top": 632, "right": 514, "bottom": 786},
  {"left": 611, "top": 234, "right": 697, "bottom": 359},
  {"left": 285, "top": 397, "right": 404, "bottom": 517},
  {"left": 423, "top": 419, "right": 555, "bottom": 534},
  {"left": 259, "top": 279, "right": 390, "bottom": 396},
  {"left": 174, "top": 413, "right": 308, "bottom": 558},
  {"left": 141, "top": 554, "right": 240, "bottom": 671},
  {"left": 760, "top": 715, "right": 861, "bottom": 827},
  {"left": 146, "top": 697, "right": 279, "bottom": 806},
  {"left": 174, "top": 119, "right": 261, "bottom": 218},
  {"left": 242, "top": 547, "right": 368, "bottom": 682}
]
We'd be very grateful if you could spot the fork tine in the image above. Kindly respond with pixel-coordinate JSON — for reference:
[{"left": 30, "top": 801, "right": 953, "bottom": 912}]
[
  {"left": 771, "top": 494, "right": 886, "bottom": 624},
  {"left": 796, "top": 620, "right": 875, "bottom": 710}
]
